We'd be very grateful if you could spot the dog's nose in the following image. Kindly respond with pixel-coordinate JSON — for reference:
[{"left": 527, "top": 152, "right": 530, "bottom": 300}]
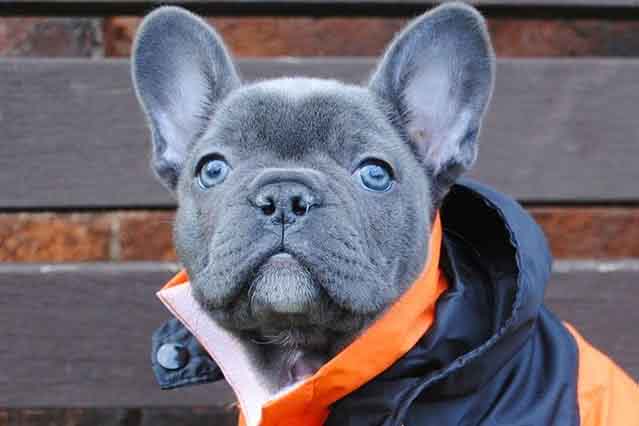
[
  {"left": 253, "top": 182, "right": 317, "bottom": 223},
  {"left": 248, "top": 168, "right": 324, "bottom": 224}
]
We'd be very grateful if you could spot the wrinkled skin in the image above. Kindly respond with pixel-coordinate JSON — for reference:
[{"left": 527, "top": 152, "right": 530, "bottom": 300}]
[
  {"left": 132, "top": 2, "right": 494, "bottom": 386},
  {"left": 173, "top": 81, "right": 433, "bottom": 354}
]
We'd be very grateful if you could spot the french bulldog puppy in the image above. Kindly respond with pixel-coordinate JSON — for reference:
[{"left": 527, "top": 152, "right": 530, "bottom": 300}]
[{"left": 132, "top": 3, "right": 493, "bottom": 392}]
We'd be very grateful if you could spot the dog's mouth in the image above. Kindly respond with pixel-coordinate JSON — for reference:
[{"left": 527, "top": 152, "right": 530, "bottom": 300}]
[
  {"left": 260, "top": 251, "right": 301, "bottom": 270},
  {"left": 193, "top": 241, "right": 379, "bottom": 352}
]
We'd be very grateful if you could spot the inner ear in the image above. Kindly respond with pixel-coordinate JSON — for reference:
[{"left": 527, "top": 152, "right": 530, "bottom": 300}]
[
  {"left": 369, "top": 3, "right": 494, "bottom": 189},
  {"left": 131, "top": 6, "right": 240, "bottom": 191}
]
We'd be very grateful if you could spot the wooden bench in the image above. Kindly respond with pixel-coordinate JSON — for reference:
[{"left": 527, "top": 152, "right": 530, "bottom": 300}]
[{"left": 1, "top": 0, "right": 638, "bottom": 420}]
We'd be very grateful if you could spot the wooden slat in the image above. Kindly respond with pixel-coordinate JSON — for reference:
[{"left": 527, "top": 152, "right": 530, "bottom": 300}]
[
  {"left": 1, "top": 407, "right": 238, "bottom": 426},
  {"left": 1, "top": 263, "right": 235, "bottom": 408},
  {"left": 2, "top": 261, "right": 637, "bottom": 407},
  {"left": 546, "top": 261, "right": 639, "bottom": 379},
  {"left": 1, "top": 58, "right": 639, "bottom": 209}
]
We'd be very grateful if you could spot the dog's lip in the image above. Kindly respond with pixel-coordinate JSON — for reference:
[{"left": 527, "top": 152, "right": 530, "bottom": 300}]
[
  {"left": 252, "top": 250, "right": 307, "bottom": 281},
  {"left": 263, "top": 251, "right": 299, "bottom": 266}
]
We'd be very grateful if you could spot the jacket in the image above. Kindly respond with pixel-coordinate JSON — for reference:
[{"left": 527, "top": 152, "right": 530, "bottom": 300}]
[{"left": 151, "top": 179, "right": 639, "bottom": 426}]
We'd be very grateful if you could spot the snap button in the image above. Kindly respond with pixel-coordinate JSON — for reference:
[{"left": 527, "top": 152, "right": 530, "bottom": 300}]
[{"left": 157, "top": 343, "right": 189, "bottom": 370}]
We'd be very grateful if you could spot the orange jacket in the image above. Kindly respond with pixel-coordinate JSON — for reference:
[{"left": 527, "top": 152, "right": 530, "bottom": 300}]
[{"left": 153, "top": 180, "right": 638, "bottom": 426}]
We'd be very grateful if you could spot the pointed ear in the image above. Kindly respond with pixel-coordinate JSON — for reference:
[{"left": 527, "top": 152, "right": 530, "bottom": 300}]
[
  {"left": 131, "top": 6, "right": 240, "bottom": 191},
  {"left": 369, "top": 3, "right": 494, "bottom": 190}
]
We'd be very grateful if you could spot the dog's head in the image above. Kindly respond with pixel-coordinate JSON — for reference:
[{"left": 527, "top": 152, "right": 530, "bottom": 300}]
[{"left": 132, "top": 4, "right": 494, "bottom": 353}]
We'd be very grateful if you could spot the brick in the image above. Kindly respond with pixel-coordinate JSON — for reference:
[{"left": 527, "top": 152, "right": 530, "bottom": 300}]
[
  {"left": 104, "top": 16, "right": 405, "bottom": 57},
  {"left": 1, "top": 207, "right": 636, "bottom": 263},
  {"left": 116, "top": 207, "right": 639, "bottom": 260},
  {"left": 118, "top": 211, "right": 177, "bottom": 261},
  {"left": 489, "top": 18, "right": 639, "bottom": 57},
  {"left": 0, "top": 213, "right": 112, "bottom": 262},
  {"left": 0, "top": 18, "right": 102, "bottom": 57},
  {"left": 104, "top": 16, "right": 639, "bottom": 58},
  {"left": 530, "top": 207, "right": 639, "bottom": 259}
]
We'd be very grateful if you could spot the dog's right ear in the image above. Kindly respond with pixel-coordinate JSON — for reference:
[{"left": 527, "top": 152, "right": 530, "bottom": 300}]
[
  {"left": 132, "top": 6, "right": 240, "bottom": 191},
  {"left": 369, "top": 3, "right": 494, "bottom": 197}
]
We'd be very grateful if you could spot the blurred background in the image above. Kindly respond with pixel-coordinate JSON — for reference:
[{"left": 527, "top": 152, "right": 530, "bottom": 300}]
[{"left": 1, "top": 1, "right": 639, "bottom": 425}]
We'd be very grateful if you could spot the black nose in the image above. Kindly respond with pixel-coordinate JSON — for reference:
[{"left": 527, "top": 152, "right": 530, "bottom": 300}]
[{"left": 253, "top": 182, "right": 318, "bottom": 223}]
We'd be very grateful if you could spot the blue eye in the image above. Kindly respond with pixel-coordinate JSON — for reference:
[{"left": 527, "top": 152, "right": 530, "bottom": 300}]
[
  {"left": 197, "top": 157, "right": 230, "bottom": 189},
  {"left": 357, "top": 161, "right": 393, "bottom": 192}
]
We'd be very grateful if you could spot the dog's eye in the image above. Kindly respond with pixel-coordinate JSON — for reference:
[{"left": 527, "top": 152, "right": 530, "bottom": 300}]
[
  {"left": 357, "top": 160, "right": 393, "bottom": 192},
  {"left": 197, "top": 157, "right": 230, "bottom": 189}
]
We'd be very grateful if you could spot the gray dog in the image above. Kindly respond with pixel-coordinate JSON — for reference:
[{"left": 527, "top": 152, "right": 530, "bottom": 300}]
[
  {"left": 133, "top": 3, "right": 492, "bottom": 391},
  {"left": 134, "top": 4, "right": 639, "bottom": 425}
]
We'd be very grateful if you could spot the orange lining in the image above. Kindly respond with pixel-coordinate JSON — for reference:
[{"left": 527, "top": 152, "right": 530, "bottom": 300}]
[
  {"left": 564, "top": 323, "right": 639, "bottom": 426},
  {"left": 163, "top": 269, "right": 189, "bottom": 288},
  {"left": 160, "top": 213, "right": 447, "bottom": 426}
]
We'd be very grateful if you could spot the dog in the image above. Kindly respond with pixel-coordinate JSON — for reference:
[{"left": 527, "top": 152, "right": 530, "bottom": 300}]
[{"left": 133, "top": 4, "right": 638, "bottom": 426}]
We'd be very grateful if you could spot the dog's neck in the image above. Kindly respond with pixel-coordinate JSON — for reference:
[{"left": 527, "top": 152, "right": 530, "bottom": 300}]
[
  {"left": 260, "top": 346, "right": 329, "bottom": 392},
  {"left": 255, "top": 329, "right": 369, "bottom": 392}
]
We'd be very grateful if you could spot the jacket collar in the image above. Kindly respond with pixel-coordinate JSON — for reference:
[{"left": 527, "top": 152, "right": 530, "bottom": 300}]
[{"left": 157, "top": 214, "right": 447, "bottom": 426}]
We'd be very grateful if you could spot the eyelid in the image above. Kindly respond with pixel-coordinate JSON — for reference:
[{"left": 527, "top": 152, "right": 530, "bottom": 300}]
[{"left": 353, "top": 156, "right": 396, "bottom": 179}]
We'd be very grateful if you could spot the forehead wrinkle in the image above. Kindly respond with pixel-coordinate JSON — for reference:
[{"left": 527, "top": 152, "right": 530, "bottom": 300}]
[{"left": 197, "top": 77, "right": 399, "bottom": 163}]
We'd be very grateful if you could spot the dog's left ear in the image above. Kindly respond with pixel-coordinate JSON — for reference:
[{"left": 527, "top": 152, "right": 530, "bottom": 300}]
[
  {"left": 369, "top": 3, "right": 494, "bottom": 192},
  {"left": 131, "top": 6, "right": 240, "bottom": 191}
]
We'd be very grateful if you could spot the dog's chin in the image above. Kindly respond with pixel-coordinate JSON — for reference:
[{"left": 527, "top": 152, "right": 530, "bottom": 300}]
[
  {"left": 242, "top": 252, "right": 338, "bottom": 349},
  {"left": 250, "top": 252, "right": 320, "bottom": 317}
]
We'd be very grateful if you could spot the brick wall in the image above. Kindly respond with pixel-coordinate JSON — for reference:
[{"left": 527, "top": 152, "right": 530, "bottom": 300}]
[{"left": 0, "top": 18, "right": 102, "bottom": 57}]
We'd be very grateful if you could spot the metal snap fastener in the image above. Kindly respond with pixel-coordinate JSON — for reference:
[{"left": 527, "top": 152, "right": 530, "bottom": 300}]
[{"left": 157, "top": 342, "right": 189, "bottom": 370}]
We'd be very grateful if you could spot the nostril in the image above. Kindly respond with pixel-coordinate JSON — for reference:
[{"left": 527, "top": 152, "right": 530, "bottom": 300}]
[
  {"left": 292, "top": 196, "right": 308, "bottom": 216},
  {"left": 262, "top": 205, "right": 276, "bottom": 216},
  {"left": 260, "top": 197, "right": 276, "bottom": 216}
]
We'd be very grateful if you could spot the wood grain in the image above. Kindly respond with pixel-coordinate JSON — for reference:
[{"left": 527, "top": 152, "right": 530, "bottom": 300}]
[
  {"left": 2, "top": 262, "right": 637, "bottom": 407},
  {"left": 1, "top": 58, "right": 639, "bottom": 209},
  {"left": 0, "top": 408, "right": 237, "bottom": 426},
  {"left": 1, "top": 263, "right": 235, "bottom": 408}
]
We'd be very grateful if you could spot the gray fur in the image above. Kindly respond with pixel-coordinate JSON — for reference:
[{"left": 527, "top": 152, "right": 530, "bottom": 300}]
[
  {"left": 370, "top": 3, "right": 495, "bottom": 193},
  {"left": 132, "top": 3, "right": 494, "bottom": 386},
  {"left": 131, "top": 6, "right": 240, "bottom": 190}
]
